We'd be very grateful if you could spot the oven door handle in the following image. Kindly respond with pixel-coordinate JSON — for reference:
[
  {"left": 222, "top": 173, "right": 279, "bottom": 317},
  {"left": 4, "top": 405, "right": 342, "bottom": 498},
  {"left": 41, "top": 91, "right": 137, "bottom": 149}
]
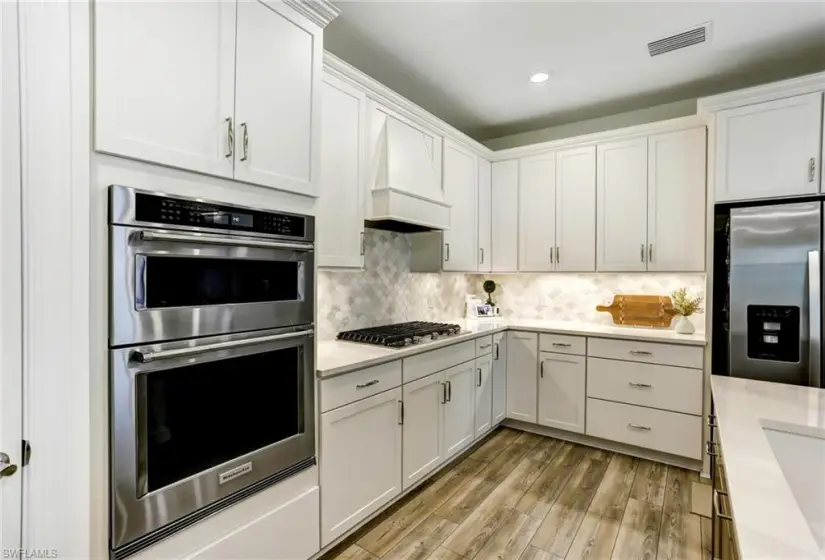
[
  {"left": 139, "top": 230, "right": 314, "bottom": 252},
  {"left": 132, "top": 329, "right": 314, "bottom": 363}
]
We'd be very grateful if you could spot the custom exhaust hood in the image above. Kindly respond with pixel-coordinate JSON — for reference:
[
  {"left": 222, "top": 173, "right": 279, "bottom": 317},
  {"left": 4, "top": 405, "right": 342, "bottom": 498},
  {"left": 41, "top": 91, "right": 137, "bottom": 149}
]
[{"left": 366, "top": 115, "right": 451, "bottom": 232}]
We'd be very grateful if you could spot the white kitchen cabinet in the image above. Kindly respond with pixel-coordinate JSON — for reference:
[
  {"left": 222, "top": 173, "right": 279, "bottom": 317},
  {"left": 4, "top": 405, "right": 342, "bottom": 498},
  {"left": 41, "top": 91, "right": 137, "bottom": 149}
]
[
  {"left": 442, "top": 140, "right": 478, "bottom": 271},
  {"left": 491, "top": 160, "right": 519, "bottom": 272},
  {"left": 647, "top": 127, "right": 706, "bottom": 272},
  {"left": 506, "top": 331, "right": 538, "bottom": 423},
  {"left": 492, "top": 332, "right": 507, "bottom": 425},
  {"left": 538, "top": 353, "right": 586, "bottom": 434},
  {"left": 597, "top": 138, "right": 648, "bottom": 272},
  {"left": 715, "top": 92, "right": 823, "bottom": 202},
  {"left": 94, "top": 0, "right": 237, "bottom": 178},
  {"left": 320, "top": 388, "right": 402, "bottom": 546},
  {"left": 442, "top": 361, "right": 476, "bottom": 458},
  {"left": 555, "top": 146, "right": 596, "bottom": 272},
  {"left": 519, "top": 154, "right": 556, "bottom": 272},
  {"left": 402, "top": 372, "right": 444, "bottom": 489},
  {"left": 478, "top": 158, "right": 493, "bottom": 272},
  {"left": 318, "top": 74, "right": 366, "bottom": 268},
  {"left": 473, "top": 354, "right": 493, "bottom": 438}
]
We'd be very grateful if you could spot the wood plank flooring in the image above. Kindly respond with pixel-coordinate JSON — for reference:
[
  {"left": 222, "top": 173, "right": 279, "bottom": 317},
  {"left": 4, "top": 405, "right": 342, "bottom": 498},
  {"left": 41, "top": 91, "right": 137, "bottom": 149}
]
[{"left": 322, "top": 428, "right": 710, "bottom": 560}]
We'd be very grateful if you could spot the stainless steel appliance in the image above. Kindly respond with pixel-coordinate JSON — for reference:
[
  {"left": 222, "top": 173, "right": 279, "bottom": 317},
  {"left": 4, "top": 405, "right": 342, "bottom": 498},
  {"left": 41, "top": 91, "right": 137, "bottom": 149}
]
[
  {"left": 713, "top": 199, "right": 824, "bottom": 387},
  {"left": 337, "top": 321, "right": 462, "bottom": 347},
  {"left": 109, "top": 186, "right": 316, "bottom": 558}
]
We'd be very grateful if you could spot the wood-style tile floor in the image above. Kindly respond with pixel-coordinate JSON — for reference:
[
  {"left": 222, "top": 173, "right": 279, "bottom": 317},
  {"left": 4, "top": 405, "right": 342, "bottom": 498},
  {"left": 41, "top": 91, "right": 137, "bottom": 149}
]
[{"left": 322, "top": 428, "right": 711, "bottom": 560}]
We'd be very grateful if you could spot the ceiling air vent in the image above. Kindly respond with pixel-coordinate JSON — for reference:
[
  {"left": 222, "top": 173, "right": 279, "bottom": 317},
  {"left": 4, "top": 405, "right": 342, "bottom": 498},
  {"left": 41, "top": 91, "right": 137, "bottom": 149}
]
[{"left": 648, "top": 23, "right": 710, "bottom": 57}]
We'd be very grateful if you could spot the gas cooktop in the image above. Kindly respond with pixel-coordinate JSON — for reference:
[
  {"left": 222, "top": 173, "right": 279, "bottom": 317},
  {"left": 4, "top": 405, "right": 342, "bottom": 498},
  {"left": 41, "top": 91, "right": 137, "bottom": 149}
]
[{"left": 337, "top": 321, "right": 462, "bottom": 348}]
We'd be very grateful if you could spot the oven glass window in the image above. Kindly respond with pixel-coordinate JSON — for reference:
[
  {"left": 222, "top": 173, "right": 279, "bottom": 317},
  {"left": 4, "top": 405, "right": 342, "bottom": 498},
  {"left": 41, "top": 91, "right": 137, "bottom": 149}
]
[
  {"left": 141, "top": 347, "right": 302, "bottom": 492},
  {"left": 142, "top": 256, "right": 300, "bottom": 308}
]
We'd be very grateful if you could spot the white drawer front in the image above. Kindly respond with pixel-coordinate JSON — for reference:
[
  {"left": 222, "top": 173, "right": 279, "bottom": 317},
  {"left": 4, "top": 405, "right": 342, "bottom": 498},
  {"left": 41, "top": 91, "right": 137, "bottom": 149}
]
[
  {"left": 586, "top": 398, "right": 702, "bottom": 459},
  {"left": 321, "top": 360, "right": 402, "bottom": 412},
  {"left": 587, "top": 358, "right": 703, "bottom": 416},
  {"left": 539, "top": 333, "right": 586, "bottom": 355},
  {"left": 587, "top": 337, "right": 703, "bottom": 369},
  {"left": 403, "top": 340, "right": 476, "bottom": 383},
  {"left": 475, "top": 335, "right": 494, "bottom": 356}
]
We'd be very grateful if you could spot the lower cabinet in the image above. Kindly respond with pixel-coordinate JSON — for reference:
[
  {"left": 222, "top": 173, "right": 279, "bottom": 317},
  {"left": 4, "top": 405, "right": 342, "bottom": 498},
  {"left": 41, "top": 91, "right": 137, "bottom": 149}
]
[
  {"left": 506, "top": 331, "right": 538, "bottom": 423},
  {"left": 474, "top": 354, "right": 493, "bottom": 438},
  {"left": 402, "top": 372, "right": 445, "bottom": 489},
  {"left": 320, "top": 388, "right": 403, "bottom": 546},
  {"left": 492, "top": 332, "right": 507, "bottom": 424},
  {"left": 538, "top": 352, "right": 586, "bottom": 434},
  {"left": 443, "top": 361, "right": 477, "bottom": 458}
]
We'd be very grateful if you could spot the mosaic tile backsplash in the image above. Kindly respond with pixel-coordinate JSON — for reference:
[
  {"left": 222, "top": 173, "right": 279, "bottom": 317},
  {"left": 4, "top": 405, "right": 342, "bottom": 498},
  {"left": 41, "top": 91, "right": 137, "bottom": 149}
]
[{"left": 317, "top": 229, "right": 706, "bottom": 340}]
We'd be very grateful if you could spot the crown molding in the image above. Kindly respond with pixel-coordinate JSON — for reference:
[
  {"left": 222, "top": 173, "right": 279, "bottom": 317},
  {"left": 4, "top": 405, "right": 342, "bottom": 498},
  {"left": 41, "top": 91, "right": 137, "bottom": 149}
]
[
  {"left": 697, "top": 71, "right": 825, "bottom": 114},
  {"left": 283, "top": 0, "right": 339, "bottom": 28}
]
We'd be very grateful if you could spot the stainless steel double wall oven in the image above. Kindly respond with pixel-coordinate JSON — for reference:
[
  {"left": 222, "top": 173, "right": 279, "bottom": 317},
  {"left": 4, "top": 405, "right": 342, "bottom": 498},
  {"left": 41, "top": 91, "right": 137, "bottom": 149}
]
[{"left": 109, "top": 186, "right": 315, "bottom": 557}]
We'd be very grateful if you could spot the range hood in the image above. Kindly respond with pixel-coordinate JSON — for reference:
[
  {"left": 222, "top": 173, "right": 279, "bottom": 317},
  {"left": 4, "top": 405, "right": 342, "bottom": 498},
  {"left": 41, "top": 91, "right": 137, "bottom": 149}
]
[{"left": 366, "top": 115, "right": 450, "bottom": 232}]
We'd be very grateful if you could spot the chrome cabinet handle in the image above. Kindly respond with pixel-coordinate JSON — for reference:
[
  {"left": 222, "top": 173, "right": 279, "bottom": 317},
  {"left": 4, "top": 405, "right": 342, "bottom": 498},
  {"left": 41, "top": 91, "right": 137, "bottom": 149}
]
[
  {"left": 479, "top": 343, "right": 492, "bottom": 349},
  {"left": 494, "top": 342, "right": 500, "bottom": 360},
  {"left": 629, "top": 350, "right": 652, "bottom": 356},
  {"left": 640, "top": 244, "right": 645, "bottom": 263},
  {"left": 360, "top": 232, "right": 365, "bottom": 256},
  {"left": 479, "top": 248, "right": 484, "bottom": 264},
  {"left": 356, "top": 379, "right": 379, "bottom": 389},
  {"left": 540, "top": 360, "right": 544, "bottom": 378},
  {"left": 445, "top": 243, "right": 450, "bottom": 262},
  {"left": 225, "top": 117, "right": 234, "bottom": 159},
  {"left": 131, "top": 329, "right": 313, "bottom": 363},
  {"left": 398, "top": 400, "right": 404, "bottom": 425},
  {"left": 550, "top": 247, "right": 554, "bottom": 264},
  {"left": 648, "top": 243, "right": 653, "bottom": 263},
  {"left": 628, "top": 382, "right": 652, "bottom": 388},
  {"left": 240, "top": 122, "right": 249, "bottom": 162},
  {"left": 713, "top": 490, "right": 732, "bottom": 521},
  {"left": 511, "top": 335, "right": 534, "bottom": 340},
  {"left": 551, "top": 342, "right": 571, "bottom": 348},
  {"left": 556, "top": 246, "right": 560, "bottom": 264},
  {"left": 477, "top": 368, "right": 482, "bottom": 387},
  {"left": 441, "top": 381, "right": 447, "bottom": 404},
  {"left": 139, "top": 230, "right": 313, "bottom": 252},
  {"left": 627, "top": 423, "right": 651, "bottom": 431},
  {"left": 0, "top": 452, "right": 18, "bottom": 478},
  {"left": 810, "top": 158, "right": 817, "bottom": 182}
]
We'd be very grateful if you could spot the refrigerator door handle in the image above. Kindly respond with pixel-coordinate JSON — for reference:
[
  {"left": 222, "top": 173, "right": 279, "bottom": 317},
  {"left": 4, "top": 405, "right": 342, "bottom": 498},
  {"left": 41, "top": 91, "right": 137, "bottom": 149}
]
[{"left": 809, "top": 250, "right": 821, "bottom": 388}]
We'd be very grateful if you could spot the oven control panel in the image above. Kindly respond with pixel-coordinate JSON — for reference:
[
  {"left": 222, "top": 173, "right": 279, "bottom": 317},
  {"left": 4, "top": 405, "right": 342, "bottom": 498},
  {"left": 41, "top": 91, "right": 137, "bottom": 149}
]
[{"left": 133, "top": 192, "right": 306, "bottom": 238}]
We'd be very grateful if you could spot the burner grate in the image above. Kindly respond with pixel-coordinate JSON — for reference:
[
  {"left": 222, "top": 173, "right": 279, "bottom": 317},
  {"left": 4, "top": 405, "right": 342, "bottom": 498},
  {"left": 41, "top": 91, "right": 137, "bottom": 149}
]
[{"left": 337, "top": 321, "right": 462, "bottom": 347}]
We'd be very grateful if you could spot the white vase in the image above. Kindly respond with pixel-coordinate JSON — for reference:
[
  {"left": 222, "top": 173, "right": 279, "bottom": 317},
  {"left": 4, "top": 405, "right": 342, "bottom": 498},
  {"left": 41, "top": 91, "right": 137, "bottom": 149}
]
[{"left": 675, "top": 315, "right": 695, "bottom": 335}]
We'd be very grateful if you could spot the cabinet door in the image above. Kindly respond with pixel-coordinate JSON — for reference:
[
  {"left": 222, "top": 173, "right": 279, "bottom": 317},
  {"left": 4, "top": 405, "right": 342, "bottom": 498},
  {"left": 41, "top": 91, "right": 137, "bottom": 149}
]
[
  {"left": 318, "top": 75, "right": 366, "bottom": 268},
  {"left": 597, "top": 138, "right": 648, "bottom": 271},
  {"left": 519, "top": 154, "right": 556, "bottom": 271},
  {"left": 402, "top": 372, "right": 444, "bottom": 489},
  {"left": 491, "top": 160, "right": 519, "bottom": 272},
  {"left": 492, "top": 333, "right": 507, "bottom": 425},
  {"left": 715, "top": 92, "right": 823, "bottom": 202},
  {"left": 94, "top": 0, "right": 236, "bottom": 178},
  {"left": 555, "top": 146, "right": 596, "bottom": 272},
  {"left": 320, "top": 388, "right": 402, "bottom": 546},
  {"left": 234, "top": 0, "right": 321, "bottom": 196},
  {"left": 648, "top": 127, "right": 707, "bottom": 272},
  {"left": 443, "top": 362, "right": 476, "bottom": 458},
  {"left": 474, "top": 355, "right": 493, "bottom": 438},
  {"left": 443, "top": 140, "right": 478, "bottom": 271},
  {"left": 538, "top": 353, "right": 586, "bottom": 434},
  {"left": 506, "top": 332, "right": 538, "bottom": 423},
  {"left": 477, "top": 158, "right": 493, "bottom": 272}
]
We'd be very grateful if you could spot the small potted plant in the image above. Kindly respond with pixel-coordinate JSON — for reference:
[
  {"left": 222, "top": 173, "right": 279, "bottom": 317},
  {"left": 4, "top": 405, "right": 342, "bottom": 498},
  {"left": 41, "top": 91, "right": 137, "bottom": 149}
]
[{"left": 671, "top": 287, "right": 703, "bottom": 335}]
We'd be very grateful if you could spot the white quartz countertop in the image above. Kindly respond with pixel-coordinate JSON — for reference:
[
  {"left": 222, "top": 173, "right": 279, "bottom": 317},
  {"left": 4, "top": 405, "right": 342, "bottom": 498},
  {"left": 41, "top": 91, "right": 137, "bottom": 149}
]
[
  {"left": 711, "top": 375, "right": 825, "bottom": 559},
  {"left": 317, "top": 318, "right": 705, "bottom": 378}
]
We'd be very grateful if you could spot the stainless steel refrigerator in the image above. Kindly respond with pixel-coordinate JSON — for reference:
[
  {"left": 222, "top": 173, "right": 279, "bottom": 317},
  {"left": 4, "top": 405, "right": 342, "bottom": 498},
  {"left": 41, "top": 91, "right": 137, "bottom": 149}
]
[{"left": 727, "top": 200, "right": 823, "bottom": 386}]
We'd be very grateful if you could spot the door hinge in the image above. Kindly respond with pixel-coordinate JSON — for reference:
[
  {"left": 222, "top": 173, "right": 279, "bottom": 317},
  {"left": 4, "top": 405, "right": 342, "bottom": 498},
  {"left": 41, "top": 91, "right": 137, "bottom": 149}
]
[{"left": 22, "top": 439, "right": 31, "bottom": 467}]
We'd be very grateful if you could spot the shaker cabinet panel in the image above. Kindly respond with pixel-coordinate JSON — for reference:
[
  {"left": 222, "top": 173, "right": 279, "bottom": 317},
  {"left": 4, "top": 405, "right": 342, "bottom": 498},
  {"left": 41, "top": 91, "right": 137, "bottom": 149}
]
[
  {"left": 474, "top": 354, "right": 493, "bottom": 438},
  {"left": 402, "top": 372, "right": 444, "bottom": 489},
  {"left": 492, "top": 332, "right": 507, "bottom": 425},
  {"left": 491, "top": 160, "right": 519, "bottom": 272},
  {"left": 555, "top": 146, "right": 596, "bottom": 272},
  {"left": 442, "top": 140, "right": 478, "bottom": 272},
  {"left": 506, "top": 331, "right": 538, "bottom": 423},
  {"left": 442, "top": 361, "right": 476, "bottom": 458},
  {"left": 477, "top": 158, "right": 493, "bottom": 272},
  {"left": 519, "top": 154, "right": 556, "bottom": 272},
  {"left": 538, "top": 353, "right": 586, "bottom": 434}
]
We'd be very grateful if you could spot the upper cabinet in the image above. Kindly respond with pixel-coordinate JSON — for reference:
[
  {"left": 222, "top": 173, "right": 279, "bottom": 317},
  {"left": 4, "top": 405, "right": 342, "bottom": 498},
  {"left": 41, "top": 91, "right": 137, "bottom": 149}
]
[
  {"left": 477, "top": 158, "right": 493, "bottom": 273},
  {"left": 555, "top": 146, "right": 596, "bottom": 272},
  {"left": 714, "top": 93, "right": 823, "bottom": 202},
  {"left": 491, "top": 160, "right": 519, "bottom": 272},
  {"left": 519, "top": 153, "right": 556, "bottom": 272},
  {"left": 94, "top": 0, "right": 334, "bottom": 197},
  {"left": 442, "top": 140, "right": 478, "bottom": 272}
]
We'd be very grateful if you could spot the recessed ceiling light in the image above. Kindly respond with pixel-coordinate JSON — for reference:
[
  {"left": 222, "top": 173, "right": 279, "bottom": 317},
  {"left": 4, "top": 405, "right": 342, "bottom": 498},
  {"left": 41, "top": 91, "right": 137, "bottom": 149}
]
[{"left": 530, "top": 72, "right": 549, "bottom": 84}]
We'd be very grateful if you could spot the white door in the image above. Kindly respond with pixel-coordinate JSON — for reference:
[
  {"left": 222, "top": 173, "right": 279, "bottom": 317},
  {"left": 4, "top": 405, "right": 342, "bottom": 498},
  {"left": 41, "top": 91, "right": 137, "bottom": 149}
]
[
  {"left": 234, "top": 0, "right": 322, "bottom": 196},
  {"left": 320, "top": 388, "right": 402, "bottom": 545},
  {"left": 477, "top": 158, "right": 492, "bottom": 273},
  {"left": 555, "top": 145, "right": 596, "bottom": 272},
  {"left": 647, "top": 127, "right": 707, "bottom": 272},
  {"left": 505, "top": 332, "right": 538, "bottom": 423},
  {"left": 519, "top": 154, "right": 556, "bottom": 271},
  {"left": 473, "top": 355, "right": 493, "bottom": 438},
  {"left": 597, "top": 138, "right": 648, "bottom": 272},
  {"left": 442, "top": 140, "right": 478, "bottom": 271},
  {"left": 318, "top": 74, "right": 366, "bottom": 269},
  {"left": 442, "top": 362, "right": 476, "bottom": 458},
  {"left": 715, "top": 92, "right": 823, "bottom": 202},
  {"left": 491, "top": 160, "right": 519, "bottom": 272},
  {"left": 402, "top": 372, "right": 444, "bottom": 489},
  {"left": 1, "top": 0, "right": 23, "bottom": 549},
  {"left": 538, "top": 353, "right": 586, "bottom": 434},
  {"left": 491, "top": 333, "right": 507, "bottom": 425},
  {"left": 94, "top": 0, "right": 236, "bottom": 178}
]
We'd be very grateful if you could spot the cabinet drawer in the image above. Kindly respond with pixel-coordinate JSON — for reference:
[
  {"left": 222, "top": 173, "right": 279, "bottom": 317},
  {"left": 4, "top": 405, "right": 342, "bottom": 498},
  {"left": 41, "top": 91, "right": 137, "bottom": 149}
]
[
  {"left": 403, "top": 340, "right": 475, "bottom": 383},
  {"left": 587, "top": 337, "right": 703, "bottom": 369},
  {"left": 475, "top": 335, "right": 494, "bottom": 356},
  {"left": 587, "top": 358, "right": 703, "bottom": 415},
  {"left": 539, "top": 333, "right": 586, "bottom": 355},
  {"left": 321, "top": 361, "right": 402, "bottom": 412},
  {"left": 586, "top": 398, "right": 702, "bottom": 459}
]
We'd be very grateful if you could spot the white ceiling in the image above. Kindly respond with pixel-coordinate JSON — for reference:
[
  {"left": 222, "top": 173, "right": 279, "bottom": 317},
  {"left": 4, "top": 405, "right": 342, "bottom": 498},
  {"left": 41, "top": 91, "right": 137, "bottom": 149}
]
[{"left": 325, "top": 1, "right": 825, "bottom": 140}]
